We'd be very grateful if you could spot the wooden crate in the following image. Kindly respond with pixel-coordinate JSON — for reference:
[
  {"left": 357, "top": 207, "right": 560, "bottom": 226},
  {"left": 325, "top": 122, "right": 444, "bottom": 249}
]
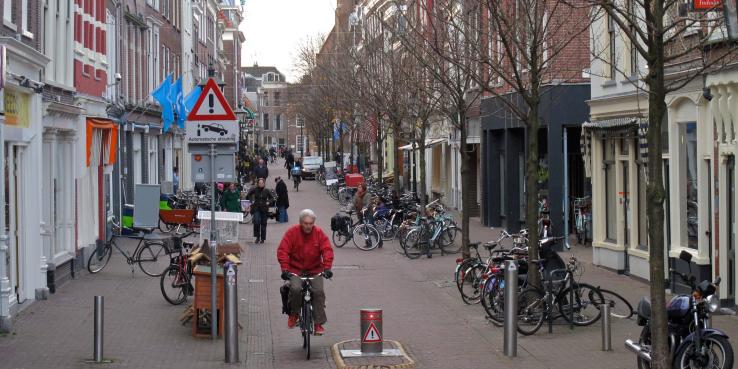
[{"left": 192, "top": 265, "right": 224, "bottom": 338}]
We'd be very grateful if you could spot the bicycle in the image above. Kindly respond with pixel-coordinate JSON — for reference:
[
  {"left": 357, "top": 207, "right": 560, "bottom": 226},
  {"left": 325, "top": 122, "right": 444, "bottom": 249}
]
[
  {"left": 572, "top": 196, "right": 591, "bottom": 246},
  {"left": 516, "top": 249, "right": 604, "bottom": 335},
  {"left": 160, "top": 231, "right": 197, "bottom": 305},
  {"left": 404, "top": 215, "right": 460, "bottom": 259},
  {"left": 88, "top": 217, "right": 172, "bottom": 277},
  {"left": 287, "top": 272, "right": 330, "bottom": 360},
  {"left": 331, "top": 209, "right": 381, "bottom": 251},
  {"left": 592, "top": 287, "right": 634, "bottom": 319},
  {"left": 293, "top": 174, "right": 302, "bottom": 192}
]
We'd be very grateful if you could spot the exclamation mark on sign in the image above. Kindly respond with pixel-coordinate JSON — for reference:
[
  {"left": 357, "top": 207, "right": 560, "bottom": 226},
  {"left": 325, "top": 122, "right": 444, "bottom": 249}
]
[{"left": 208, "top": 94, "right": 214, "bottom": 114}]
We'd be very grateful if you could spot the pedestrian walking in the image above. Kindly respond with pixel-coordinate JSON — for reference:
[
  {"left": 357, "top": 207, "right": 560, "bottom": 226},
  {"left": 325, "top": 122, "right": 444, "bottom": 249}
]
[
  {"left": 254, "top": 159, "right": 269, "bottom": 182},
  {"left": 275, "top": 177, "right": 289, "bottom": 223},
  {"left": 219, "top": 182, "right": 241, "bottom": 212},
  {"left": 284, "top": 150, "right": 295, "bottom": 179},
  {"left": 246, "top": 178, "right": 274, "bottom": 243}
]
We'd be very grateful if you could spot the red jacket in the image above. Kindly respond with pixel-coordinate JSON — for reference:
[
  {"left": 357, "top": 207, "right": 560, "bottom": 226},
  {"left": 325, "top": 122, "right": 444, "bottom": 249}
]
[{"left": 277, "top": 225, "right": 334, "bottom": 275}]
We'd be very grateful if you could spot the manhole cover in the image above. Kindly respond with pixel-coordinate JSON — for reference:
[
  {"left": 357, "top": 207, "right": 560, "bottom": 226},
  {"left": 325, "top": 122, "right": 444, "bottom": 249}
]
[
  {"left": 333, "top": 265, "right": 360, "bottom": 270},
  {"left": 432, "top": 280, "right": 455, "bottom": 288}
]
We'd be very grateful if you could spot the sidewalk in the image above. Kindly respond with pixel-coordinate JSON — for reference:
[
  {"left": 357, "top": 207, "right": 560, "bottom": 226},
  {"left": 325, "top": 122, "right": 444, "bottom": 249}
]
[{"left": 1, "top": 159, "right": 736, "bottom": 369}]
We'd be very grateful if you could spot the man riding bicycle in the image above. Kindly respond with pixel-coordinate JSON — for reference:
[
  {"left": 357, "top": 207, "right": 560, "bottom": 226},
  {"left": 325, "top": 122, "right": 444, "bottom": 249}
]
[{"left": 277, "top": 209, "right": 334, "bottom": 335}]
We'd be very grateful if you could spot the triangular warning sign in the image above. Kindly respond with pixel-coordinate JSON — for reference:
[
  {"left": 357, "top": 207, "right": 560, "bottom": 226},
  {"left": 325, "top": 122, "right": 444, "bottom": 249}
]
[
  {"left": 188, "top": 78, "right": 237, "bottom": 121},
  {"left": 362, "top": 322, "right": 382, "bottom": 343}
]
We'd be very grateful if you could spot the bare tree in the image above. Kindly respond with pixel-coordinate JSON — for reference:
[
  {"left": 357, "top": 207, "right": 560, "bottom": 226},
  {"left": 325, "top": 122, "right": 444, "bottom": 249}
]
[
  {"left": 588, "top": 1, "right": 737, "bottom": 367},
  {"left": 399, "top": 0, "right": 491, "bottom": 259}
]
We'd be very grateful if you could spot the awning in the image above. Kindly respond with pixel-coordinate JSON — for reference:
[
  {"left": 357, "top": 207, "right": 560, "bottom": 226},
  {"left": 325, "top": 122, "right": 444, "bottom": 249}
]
[
  {"left": 86, "top": 118, "right": 118, "bottom": 167},
  {"left": 399, "top": 138, "right": 446, "bottom": 151},
  {"left": 582, "top": 117, "right": 641, "bottom": 137}
]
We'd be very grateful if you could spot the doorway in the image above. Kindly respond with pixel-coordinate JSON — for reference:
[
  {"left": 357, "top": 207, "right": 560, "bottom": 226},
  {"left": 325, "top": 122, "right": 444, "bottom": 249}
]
[
  {"left": 4, "top": 144, "right": 24, "bottom": 304},
  {"left": 728, "top": 155, "right": 735, "bottom": 302},
  {"left": 623, "top": 160, "right": 631, "bottom": 274}
]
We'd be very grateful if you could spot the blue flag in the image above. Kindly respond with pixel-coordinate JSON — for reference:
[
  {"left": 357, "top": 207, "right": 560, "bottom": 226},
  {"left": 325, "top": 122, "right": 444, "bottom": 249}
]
[
  {"left": 165, "top": 77, "right": 183, "bottom": 132},
  {"left": 151, "top": 74, "right": 174, "bottom": 130},
  {"left": 178, "top": 86, "right": 202, "bottom": 128}
]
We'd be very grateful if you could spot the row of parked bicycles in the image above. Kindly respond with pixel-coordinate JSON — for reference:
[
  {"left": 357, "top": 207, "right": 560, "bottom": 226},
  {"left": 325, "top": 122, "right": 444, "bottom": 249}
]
[
  {"left": 454, "top": 229, "right": 634, "bottom": 335},
  {"left": 320, "top": 173, "right": 461, "bottom": 257}
]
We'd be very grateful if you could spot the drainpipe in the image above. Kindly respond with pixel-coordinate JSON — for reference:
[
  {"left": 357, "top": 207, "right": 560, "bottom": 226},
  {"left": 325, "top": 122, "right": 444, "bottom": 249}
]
[{"left": 564, "top": 127, "right": 571, "bottom": 249}]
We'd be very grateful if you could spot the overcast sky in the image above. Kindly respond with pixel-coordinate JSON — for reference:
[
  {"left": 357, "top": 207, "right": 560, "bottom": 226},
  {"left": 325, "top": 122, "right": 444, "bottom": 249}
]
[{"left": 240, "top": 0, "right": 336, "bottom": 82}]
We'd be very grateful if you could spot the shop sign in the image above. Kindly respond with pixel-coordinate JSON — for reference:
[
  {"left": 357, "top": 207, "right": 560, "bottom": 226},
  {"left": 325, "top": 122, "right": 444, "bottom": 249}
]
[{"left": 4, "top": 90, "right": 30, "bottom": 128}]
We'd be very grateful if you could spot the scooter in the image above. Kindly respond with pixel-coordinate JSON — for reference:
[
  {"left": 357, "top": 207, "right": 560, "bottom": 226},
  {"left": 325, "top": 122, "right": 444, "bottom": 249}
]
[{"left": 625, "top": 250, "right": 734, "bottom": 369}]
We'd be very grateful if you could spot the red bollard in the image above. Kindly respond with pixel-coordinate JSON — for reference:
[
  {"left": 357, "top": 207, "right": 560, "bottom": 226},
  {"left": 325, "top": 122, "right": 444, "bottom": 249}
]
[{"left": 360, "top": 309, "right": 383, "bottom": 354}]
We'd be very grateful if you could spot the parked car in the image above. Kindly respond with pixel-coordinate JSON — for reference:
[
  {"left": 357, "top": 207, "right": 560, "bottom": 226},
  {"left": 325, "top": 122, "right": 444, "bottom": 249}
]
[{"left": 301, "top": 156, "right": 323, "bottom": 179}]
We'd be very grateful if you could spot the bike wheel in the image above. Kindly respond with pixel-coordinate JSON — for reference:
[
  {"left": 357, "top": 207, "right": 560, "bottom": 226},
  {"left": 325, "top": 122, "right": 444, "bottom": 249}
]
[
  {"left": 160, "top": 265, "right": 189, "bottom": 305},
  {"left": 593, "top": 288, "right": 634, "bottom": 319},
  {"left": 352, "top": 224, "right": 381, "bottom": 251},
  {"left": 87, "top": 243, "right": 112, "bottom": 274},
  {"left": 481, "top": 276, "right": 506, "bottom": 323},
  {"left": 403, "top": 229, "right": 423, "bottom": 259},
  {"left": 302, "top": 303, "right": 313, "bottom": 360},
  {"left": 332, "top": 230, "right": 349, "bottom": 248},
  {"left": 439, "top": 226, "right": 461, "bottom": 254},
  {"left": 517, "top": 287, "right": 545, "bottom": 335},
  {"left": 558, "top": 283, "right": 604, "bottom": 326},
  {"left": 137, "top": 242, "right": 171, "bottom": 277},
  {"left": 674, "top": 334, "right": 733, "bottom": 369},
  {"left": 458, "top": 263, "right": 485, "bottom": 305}
]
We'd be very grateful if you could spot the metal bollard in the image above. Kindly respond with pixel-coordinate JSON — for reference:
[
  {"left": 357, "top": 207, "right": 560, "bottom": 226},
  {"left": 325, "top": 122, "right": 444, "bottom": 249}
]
[
  {"left": 360, "top": 309, "right": 383, "bottom": 354},
  {"left": 503, "top": 260, "right": 518, "bottom": 357},
  {"left": 224, "top": 262, "right": 239, "bottom": 363},
  {"left": 601, "top": 301, "right": 612, "bottom": 351},
  {"left": 94, "top": 296, "right": 104, "bottom": 362}
]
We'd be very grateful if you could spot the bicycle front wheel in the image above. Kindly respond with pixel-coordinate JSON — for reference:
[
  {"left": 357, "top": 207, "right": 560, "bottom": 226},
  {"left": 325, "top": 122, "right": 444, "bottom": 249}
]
[
  {"left": 558, "top": 283, "right": 604, "bottom": 326},
  {"left": 137, "top": 242, "right": 171, "bottom": 277},
  {"left": 439, "top": 226, "right": 461, "bottom": 254},
  {"left": 481, "top": 276, "right": 506, "bottom": 322},
  {"left": 87, "top": 243, "right": 112, "bottom": 274},
  {"left": 352, "top": 224, "right": 381, "bottom": 251},
  {"left": 458, "top": 263, "right": 486, "bottom": 305},
  {"left": 593, "top": 288, "right": 634, "bottom": 319},
  {"left": 517, "top": 287, "right": 545, "bottom": 335},
  {"left": 160, "top": 265, "right": 189, "bottom": 305},
  {"left": 302, "top": 303, "right": 313, "bottom": 360},
  {"left": 403, "top": 229, "right": 423, "bottom": 259}
]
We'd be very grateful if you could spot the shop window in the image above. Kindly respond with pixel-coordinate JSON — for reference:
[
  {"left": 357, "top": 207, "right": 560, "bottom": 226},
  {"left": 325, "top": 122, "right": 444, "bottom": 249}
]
[
  {"left": 604, "top": 140, "right": 617, "bottom": 241},
  {"left": 680, "top": 122, "right": 698, "bottom": 249}
]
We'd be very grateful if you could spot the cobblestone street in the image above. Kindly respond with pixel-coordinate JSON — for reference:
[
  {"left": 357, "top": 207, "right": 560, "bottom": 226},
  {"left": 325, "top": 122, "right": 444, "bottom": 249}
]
[{"left": 0, "top": 161, "right": 736, "bottom": 369}]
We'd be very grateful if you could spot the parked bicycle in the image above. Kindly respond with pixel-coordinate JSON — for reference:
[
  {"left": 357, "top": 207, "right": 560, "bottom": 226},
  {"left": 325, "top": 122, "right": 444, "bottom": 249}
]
[
  {"left": 572, "top": 196, "right": 591, "bottom": 246},
  {"left": 88, "top": 217, "right": 172, "bottom": 277},
  {"left": 160, "top": 231, "right": 197, "bottom": 305},
  {"left": 330, "top": 209, "right": 381, "bottom": 251},
  {"left": 516, "top": 241, "right": 604, "bottom": 335}
]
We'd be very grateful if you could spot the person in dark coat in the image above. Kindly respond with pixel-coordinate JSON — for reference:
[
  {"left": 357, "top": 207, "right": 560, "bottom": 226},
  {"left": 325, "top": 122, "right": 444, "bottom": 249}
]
[
  {"left": 275, "top": 177, "right": 289, "bottom": 223},
  {"left": 254, "top": 159, "right": 269, "bottom": 181},
  {"left": 284, "top": 151, "right": 295, "bottom": 179},
  {"left": 246, "top": 178, "right": 275, "bottom": 243}
]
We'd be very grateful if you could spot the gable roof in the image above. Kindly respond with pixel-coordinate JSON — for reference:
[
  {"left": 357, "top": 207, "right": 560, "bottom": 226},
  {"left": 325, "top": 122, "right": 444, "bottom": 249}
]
[{"left": 242, "top": 65, "right": 285, "bottom": 80}]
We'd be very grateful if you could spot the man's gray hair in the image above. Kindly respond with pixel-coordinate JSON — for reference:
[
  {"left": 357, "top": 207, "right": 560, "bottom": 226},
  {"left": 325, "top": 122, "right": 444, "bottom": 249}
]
[{"left": 299, "top": 209, "right": 317, "bottom": 222}]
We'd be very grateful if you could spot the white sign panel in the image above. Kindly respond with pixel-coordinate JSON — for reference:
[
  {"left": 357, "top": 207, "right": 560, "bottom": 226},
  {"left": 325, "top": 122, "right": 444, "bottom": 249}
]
[{"left": 185, "top": 120, "right": 239, "bottom": 144}]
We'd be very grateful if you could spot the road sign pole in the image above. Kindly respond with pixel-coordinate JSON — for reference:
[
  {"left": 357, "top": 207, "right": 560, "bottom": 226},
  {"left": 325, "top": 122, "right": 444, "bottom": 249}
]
[{"left": 210, "top": 143, "right": 218, "bottom": 340}]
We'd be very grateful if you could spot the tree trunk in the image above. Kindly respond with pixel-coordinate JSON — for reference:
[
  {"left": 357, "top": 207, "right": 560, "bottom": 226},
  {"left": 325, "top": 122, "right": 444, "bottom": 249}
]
[
  {"left": 392, "top": 121, "right": 402, "bottom": 193},
  {"left": 525, "top": 101, "right": 542, "bottom": 289},
  {"left": 645, "top": 38, "right": 670, "bottom": 369},
  {"left": 418, "top": 121, "right": 428, "bottom": 208},
  {"left": 376, "top": 137, "right": 384, "bottom": 184},
  {"left": 459, "top": 110, "right": 471, "bottom": 260}
]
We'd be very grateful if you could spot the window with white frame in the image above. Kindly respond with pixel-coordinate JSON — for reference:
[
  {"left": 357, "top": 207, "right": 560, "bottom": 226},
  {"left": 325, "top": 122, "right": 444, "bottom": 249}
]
[
  {"left": 296, "top": 115, "right": 304, "bottom": 128},
  {"left": 275, "top": 114, "right": 282, "bottom": 130},
  {"left": 3, "top": 0, "right": 13, "bottom": 25},
  {"left": 296, "top": 135, "right": 304, "bottom": 153},
  {"left": 22, "top": 0, "right": 32, "bottom": 37},
  {"left": 607, "top": 14, "right": 616, "bottom": 79},
  {"left": 263, "top": 113, "right": 270, "bottom": 130}
]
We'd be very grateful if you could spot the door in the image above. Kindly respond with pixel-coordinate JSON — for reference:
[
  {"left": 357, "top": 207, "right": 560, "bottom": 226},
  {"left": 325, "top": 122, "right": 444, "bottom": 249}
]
[
  {"left": 623, "top": 161, "right": 630, "bottom": 274},
  {"left": 5, "top": 144, "right": 24, "bottom": 303},
  {"left": 728, "top": 155, "right": 735, "bottom": 302}
]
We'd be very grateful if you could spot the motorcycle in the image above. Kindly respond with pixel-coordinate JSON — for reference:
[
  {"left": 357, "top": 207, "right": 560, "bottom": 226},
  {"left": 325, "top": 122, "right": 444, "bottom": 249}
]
[{"left": 625, "top": 250, "right": 734, "bottom": 369}]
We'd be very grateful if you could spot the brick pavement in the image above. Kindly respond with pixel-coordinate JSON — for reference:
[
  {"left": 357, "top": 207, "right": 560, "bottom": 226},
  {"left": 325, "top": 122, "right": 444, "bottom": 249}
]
[{"left": 1, "top": 159, "right": 736, "bottom": 369}]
